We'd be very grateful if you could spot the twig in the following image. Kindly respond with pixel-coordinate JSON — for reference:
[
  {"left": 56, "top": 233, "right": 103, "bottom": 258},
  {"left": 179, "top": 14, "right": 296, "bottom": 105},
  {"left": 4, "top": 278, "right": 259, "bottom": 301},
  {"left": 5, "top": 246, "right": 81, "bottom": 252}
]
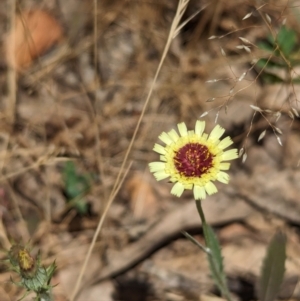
[
  {"left": 7, "top": 0, "right": 17, "bottom": 125},
  {"left": 70, "top": 0, "right": 193, "bottom": 299}
]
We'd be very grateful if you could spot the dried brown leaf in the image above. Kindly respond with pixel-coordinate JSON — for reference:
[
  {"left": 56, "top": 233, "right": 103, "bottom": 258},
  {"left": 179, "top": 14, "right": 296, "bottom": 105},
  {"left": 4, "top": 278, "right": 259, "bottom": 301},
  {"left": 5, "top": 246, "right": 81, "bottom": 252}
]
[
  {"left": 5, "top": 9, "right": 64, "bottom": 70},
  {"left": 126, "top": 172, "right": 158, "bottom": 219}
]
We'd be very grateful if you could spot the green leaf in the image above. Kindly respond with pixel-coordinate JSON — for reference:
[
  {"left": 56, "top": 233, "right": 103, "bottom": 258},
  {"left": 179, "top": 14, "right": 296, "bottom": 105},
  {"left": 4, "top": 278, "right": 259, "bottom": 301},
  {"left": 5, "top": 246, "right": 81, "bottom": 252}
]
[
  {"left": 203, "top": 224, "right": 230, "bottom": 298},
  {"left": 256, "top": 58, "right": 284, "bottom": 70},
  {"left": 62, "top": 161, "right": 91, "bottom": 214},
  {"left": 276, "top": 26, "right": 297, "bottom": 57},
  {"left": 258, "top": 41, "right": 274, "bottom": 52},
  {"left": 63, "top": 162, "right": 90, "bottom": 199},
  {"left": 257, "top": 231, "right": 286, "bottom": 301},
  {"left": 46, "top": 261, "right": 57, "bottom": 283},
  {"left": 74, "top": 199, "right": 89, "bottom": 215},
  {"left": 261, "top": 73, "right": 285, "bottom": 84}
]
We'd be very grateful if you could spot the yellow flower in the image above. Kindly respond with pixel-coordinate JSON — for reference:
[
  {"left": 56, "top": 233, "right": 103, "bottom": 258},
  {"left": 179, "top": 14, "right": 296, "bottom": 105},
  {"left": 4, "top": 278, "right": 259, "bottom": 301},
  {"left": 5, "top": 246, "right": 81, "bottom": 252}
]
[{"left": 149, "top": 120, "right": 238, "bottom": 200}]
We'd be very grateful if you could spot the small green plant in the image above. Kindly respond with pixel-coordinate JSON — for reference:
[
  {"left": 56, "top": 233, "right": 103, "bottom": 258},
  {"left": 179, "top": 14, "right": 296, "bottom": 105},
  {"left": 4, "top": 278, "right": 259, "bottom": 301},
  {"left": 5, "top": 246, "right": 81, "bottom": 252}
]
[
  {"left": 62, "top": 161, "right": 92, "bottom": 215},
  {"left": 6, "top": 244, "right": 56, "bottom": 301},
  {"left": 257, "top": 26, "right": 299, "bottom": 83}
]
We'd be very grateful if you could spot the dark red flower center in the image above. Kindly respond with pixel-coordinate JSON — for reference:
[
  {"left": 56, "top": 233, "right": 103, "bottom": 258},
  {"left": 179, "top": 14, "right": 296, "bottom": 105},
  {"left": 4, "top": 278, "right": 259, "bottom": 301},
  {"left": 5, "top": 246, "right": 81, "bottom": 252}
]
[{"left": 174, "top": 143, "right": 214, "bottom": 177}]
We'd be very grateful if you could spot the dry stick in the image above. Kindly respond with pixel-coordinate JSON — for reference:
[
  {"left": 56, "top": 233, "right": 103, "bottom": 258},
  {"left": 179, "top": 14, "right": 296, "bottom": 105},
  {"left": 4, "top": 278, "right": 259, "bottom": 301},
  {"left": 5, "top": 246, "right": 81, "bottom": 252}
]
[
  {"left": 0, "top": 217, "right": 11, "bottom": 250},
  {"left": 6, "top": 182, "right": 30, "bottom": 243},
  {"left": 7, "top": 0, "right": 17, "bottom": 125},
  {"left": 208, "top": 0, "right": 223, "bottom": 37},
  {"left": 0, "top": 134, "right": 23, "bottom": 246},
  {"left": 70, "top": 0, "right": 192, "bottom": 300},
  {"left": 92, "top": 0, "right": 107, "bottom": 203},
  {"left": 0, "top": 134, "right": 10, "bottom": 174},
  {"left": 70, "top": 162, "right": 132, "bottom": 301}
]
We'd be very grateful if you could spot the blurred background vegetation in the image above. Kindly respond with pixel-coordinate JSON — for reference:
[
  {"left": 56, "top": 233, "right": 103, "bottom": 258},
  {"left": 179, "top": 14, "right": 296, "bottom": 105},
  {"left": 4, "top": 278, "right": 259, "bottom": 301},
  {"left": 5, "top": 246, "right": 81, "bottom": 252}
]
[{"left": 0, "top": 0, "right": 300, "bottom": 300}]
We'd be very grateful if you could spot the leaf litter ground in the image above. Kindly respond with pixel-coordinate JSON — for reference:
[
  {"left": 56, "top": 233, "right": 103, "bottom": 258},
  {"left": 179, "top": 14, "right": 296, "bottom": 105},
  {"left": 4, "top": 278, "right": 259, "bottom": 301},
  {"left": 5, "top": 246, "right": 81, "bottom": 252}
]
[{"left": 0, "top": 0, "right": 300, "bottom": 300}]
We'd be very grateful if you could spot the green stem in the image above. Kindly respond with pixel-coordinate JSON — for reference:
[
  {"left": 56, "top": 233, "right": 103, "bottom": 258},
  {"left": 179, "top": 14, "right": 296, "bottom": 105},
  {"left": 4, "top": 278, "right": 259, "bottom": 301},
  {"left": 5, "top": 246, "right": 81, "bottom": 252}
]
[
  {"left": 195, "top": 199, "right": 207, "bottom": 224},
  {"left": 195, "top": 199, "right": 210, "bottom": 249},
  {"left": 195, "top": 200, "right": 232, "bottom": 301},
  {"left": 181, "top": 231, "right": 210, "bottom": 254}
]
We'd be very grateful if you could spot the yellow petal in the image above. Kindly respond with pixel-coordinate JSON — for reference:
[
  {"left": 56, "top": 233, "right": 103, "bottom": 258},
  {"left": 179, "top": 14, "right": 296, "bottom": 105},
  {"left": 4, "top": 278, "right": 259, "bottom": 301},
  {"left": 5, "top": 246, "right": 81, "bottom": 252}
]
[
  {"left": 195, "top": 120, "right": 205, "bottom": 136},
  {"left": 149, "top": 162, "right": 165, "bottom": 172},
  {"left": 219, "top": 162, "right": 230, "bottom": 170},
  {"left": 160, "top": 155, "right": 167, "bottom": 162},
  {"left": 171, "top": 182, "right": 185, "bottom": 197},
  {"left": 168, "top": 129, "right": 179, "bottom": 142},
  {"left": 153, "top": 171, "right": 169, "bottom": 181},
  {"left": 205, "top": 181, "right": 218, "bottom": 195},
  {"left": 194, "top": 185, "right": 206, "bottom": 200},
  {"left": 153, "top": 143, "right": 166, "bottom": 155},
  {"left": 222, "top": 149, "right": 238, "bottom": 161},
  {"left": 217, "top": 171, "right": 229, "bottom": 183},
  {"left": 202, "top": 133, "right": 208, "bottom": 141},
  {"left": 177, "top": 122, "right": 188, "bottom": 137},
  {"left": 217, "top": 136, "right": 233, "bottom": 150},
  {"left": 209, "top": 124, "right": 225, "bottom": 141},
  {"left": 159, "top": 132, "right": 173, "bottom": 145}
]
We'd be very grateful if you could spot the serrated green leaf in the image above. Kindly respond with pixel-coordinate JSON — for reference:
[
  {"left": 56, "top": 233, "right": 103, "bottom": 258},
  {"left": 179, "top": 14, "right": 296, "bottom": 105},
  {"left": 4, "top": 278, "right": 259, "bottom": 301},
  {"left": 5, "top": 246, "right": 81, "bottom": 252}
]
[
  {"left": 203, "top": 224, "right": 230, "bottom": 298},
  {"left": 257, "top": 231, "right": 286, "bottom": 301},
  {"left": 46, "top": 261, "right": 57, "bottom": 282}
]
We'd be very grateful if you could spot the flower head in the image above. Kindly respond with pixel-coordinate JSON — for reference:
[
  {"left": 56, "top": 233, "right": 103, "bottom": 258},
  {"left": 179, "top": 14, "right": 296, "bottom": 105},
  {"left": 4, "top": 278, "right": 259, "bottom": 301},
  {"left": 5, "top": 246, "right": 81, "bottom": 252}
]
[
  {"left": 7, "top": 244, "right": 57, "bottom": 295},
  {"left": 149, "top": 120, "right": 238, "bottom": 200}
]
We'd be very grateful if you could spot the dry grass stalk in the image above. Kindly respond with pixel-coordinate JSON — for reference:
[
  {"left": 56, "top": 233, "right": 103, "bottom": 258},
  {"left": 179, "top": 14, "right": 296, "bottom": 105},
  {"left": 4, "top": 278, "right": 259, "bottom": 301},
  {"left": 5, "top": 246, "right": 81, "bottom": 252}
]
[
  {"left": 7, "top": 0, "right": 17, "bottom": 125},
  {"left": 70, "top": 0, "right": 195, "bottom": 299}
]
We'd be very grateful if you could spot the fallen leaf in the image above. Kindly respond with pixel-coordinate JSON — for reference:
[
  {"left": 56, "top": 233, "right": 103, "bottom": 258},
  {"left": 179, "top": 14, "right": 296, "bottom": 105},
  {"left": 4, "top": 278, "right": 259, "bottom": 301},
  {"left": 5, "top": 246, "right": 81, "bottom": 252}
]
[
  {"left": 126, "top": 172, "right": 158, "bottom": 220},
  {"left": 5, "top": 9, "right": 64, "bottom": 70}
]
